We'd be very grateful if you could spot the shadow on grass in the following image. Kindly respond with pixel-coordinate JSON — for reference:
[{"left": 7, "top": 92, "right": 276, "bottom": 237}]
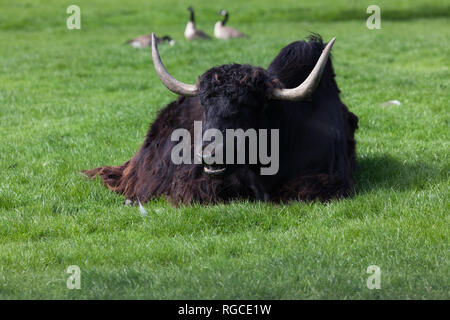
[
  {"left": 355, "top": 155, "right": 443, "bottom": 193},
  {"left": 255, "top": 5, "right": 450, "bottom": 23}
]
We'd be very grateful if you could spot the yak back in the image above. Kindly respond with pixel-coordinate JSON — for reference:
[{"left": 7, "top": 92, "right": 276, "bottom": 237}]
[{"left": 262, "top": 35, "right": 358, "bottom": 198}]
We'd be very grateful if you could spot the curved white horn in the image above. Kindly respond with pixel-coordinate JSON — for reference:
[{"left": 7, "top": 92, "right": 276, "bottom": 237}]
[
  {"left": 151, "top": 33, "right": 198, "bottom": 96},
  {"left": 271, "top": 37, "right": 336, "bottom": 101}
]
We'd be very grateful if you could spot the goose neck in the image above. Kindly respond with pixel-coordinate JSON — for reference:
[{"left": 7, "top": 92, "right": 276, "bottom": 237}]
[{"left": 221, "top": 13, "right": 228, "bottom": 26}]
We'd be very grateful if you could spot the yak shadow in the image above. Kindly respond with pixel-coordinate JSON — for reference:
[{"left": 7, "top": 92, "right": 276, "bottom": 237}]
[{"left": 354, "top": 155, "right": 444, "bottom": 194}]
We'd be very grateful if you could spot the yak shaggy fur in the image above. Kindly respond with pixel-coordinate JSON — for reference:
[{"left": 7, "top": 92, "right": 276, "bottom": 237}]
[{"left": 83, "top": 35, "right": 359, "bottom": 205}]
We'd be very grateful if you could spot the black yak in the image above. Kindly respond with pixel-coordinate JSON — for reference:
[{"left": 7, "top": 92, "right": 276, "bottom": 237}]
[{"left": 83, "top": 33, "right": 358, "bottom": 205}]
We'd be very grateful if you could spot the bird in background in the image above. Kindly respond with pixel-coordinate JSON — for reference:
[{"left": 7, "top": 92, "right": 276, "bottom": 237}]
[
  {"left": 126, "top": 34, "right": 175, "bottom": 48},
  {"left": 214, "top": 9, "right": 246, "bottom": 39},
  {"left": 184, "top": 6, "right": 211, "bottom": 40}
]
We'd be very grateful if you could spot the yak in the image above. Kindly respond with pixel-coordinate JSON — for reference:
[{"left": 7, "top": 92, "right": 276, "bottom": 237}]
[{"left": 83, "top": 33, "right": 358, "bottom": 205}]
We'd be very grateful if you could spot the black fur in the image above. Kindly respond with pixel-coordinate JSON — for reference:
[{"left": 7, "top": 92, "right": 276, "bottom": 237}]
[{"left": 84, "top": 36, "right": 358, "bottom": 205}]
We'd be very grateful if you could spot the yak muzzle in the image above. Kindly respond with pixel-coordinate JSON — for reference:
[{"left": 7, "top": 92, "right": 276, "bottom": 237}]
[
  {"left": 196, "top": 150, "right": 227, "bottom": 176},
  {"left": 204, "top": 165, "right": 226, "bottom": 175}
]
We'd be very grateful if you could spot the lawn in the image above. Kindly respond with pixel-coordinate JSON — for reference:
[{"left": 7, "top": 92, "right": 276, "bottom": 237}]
[{"left": 0, "top": 0, "right": 448, "bottom": 299}]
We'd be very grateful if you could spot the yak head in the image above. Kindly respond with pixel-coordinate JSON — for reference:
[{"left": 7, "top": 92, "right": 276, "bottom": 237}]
[
  {"left": 150, "top": 33, "right": 335, "bottom": 176},
  {"left": 196, "top": 64, "right": 273, "bottom": 175},
  {"left": 199, "top": 64, "right": 272, "bottom": 131}
]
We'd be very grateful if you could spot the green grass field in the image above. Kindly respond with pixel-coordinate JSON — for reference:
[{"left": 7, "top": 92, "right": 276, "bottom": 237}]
[{"left": 0, "top": 0, "right": 449, "bottom": 299}]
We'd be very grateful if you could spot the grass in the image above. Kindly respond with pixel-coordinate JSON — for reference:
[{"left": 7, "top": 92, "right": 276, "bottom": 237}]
[{"left": 0, "top": 0, "right": 449, "bottom": 299}]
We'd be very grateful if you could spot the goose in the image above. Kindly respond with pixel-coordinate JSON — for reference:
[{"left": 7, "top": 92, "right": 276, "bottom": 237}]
[
  {"left": 126, "top": 34, "right": 175, "bottom": 48},
  {"left": 184, "top": 6, "right": 210, "bottom": 40},
  {"left": 214, "top": 9, "right": 246, "bottom": 39}
]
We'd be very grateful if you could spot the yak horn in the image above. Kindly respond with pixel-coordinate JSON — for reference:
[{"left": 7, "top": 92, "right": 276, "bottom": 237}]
[
  {"left": 271, "top": 37, "right": 336, "bottom": 101},
  {"left": 151, "top": 33, "right": 198, "bottom": 96}
]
